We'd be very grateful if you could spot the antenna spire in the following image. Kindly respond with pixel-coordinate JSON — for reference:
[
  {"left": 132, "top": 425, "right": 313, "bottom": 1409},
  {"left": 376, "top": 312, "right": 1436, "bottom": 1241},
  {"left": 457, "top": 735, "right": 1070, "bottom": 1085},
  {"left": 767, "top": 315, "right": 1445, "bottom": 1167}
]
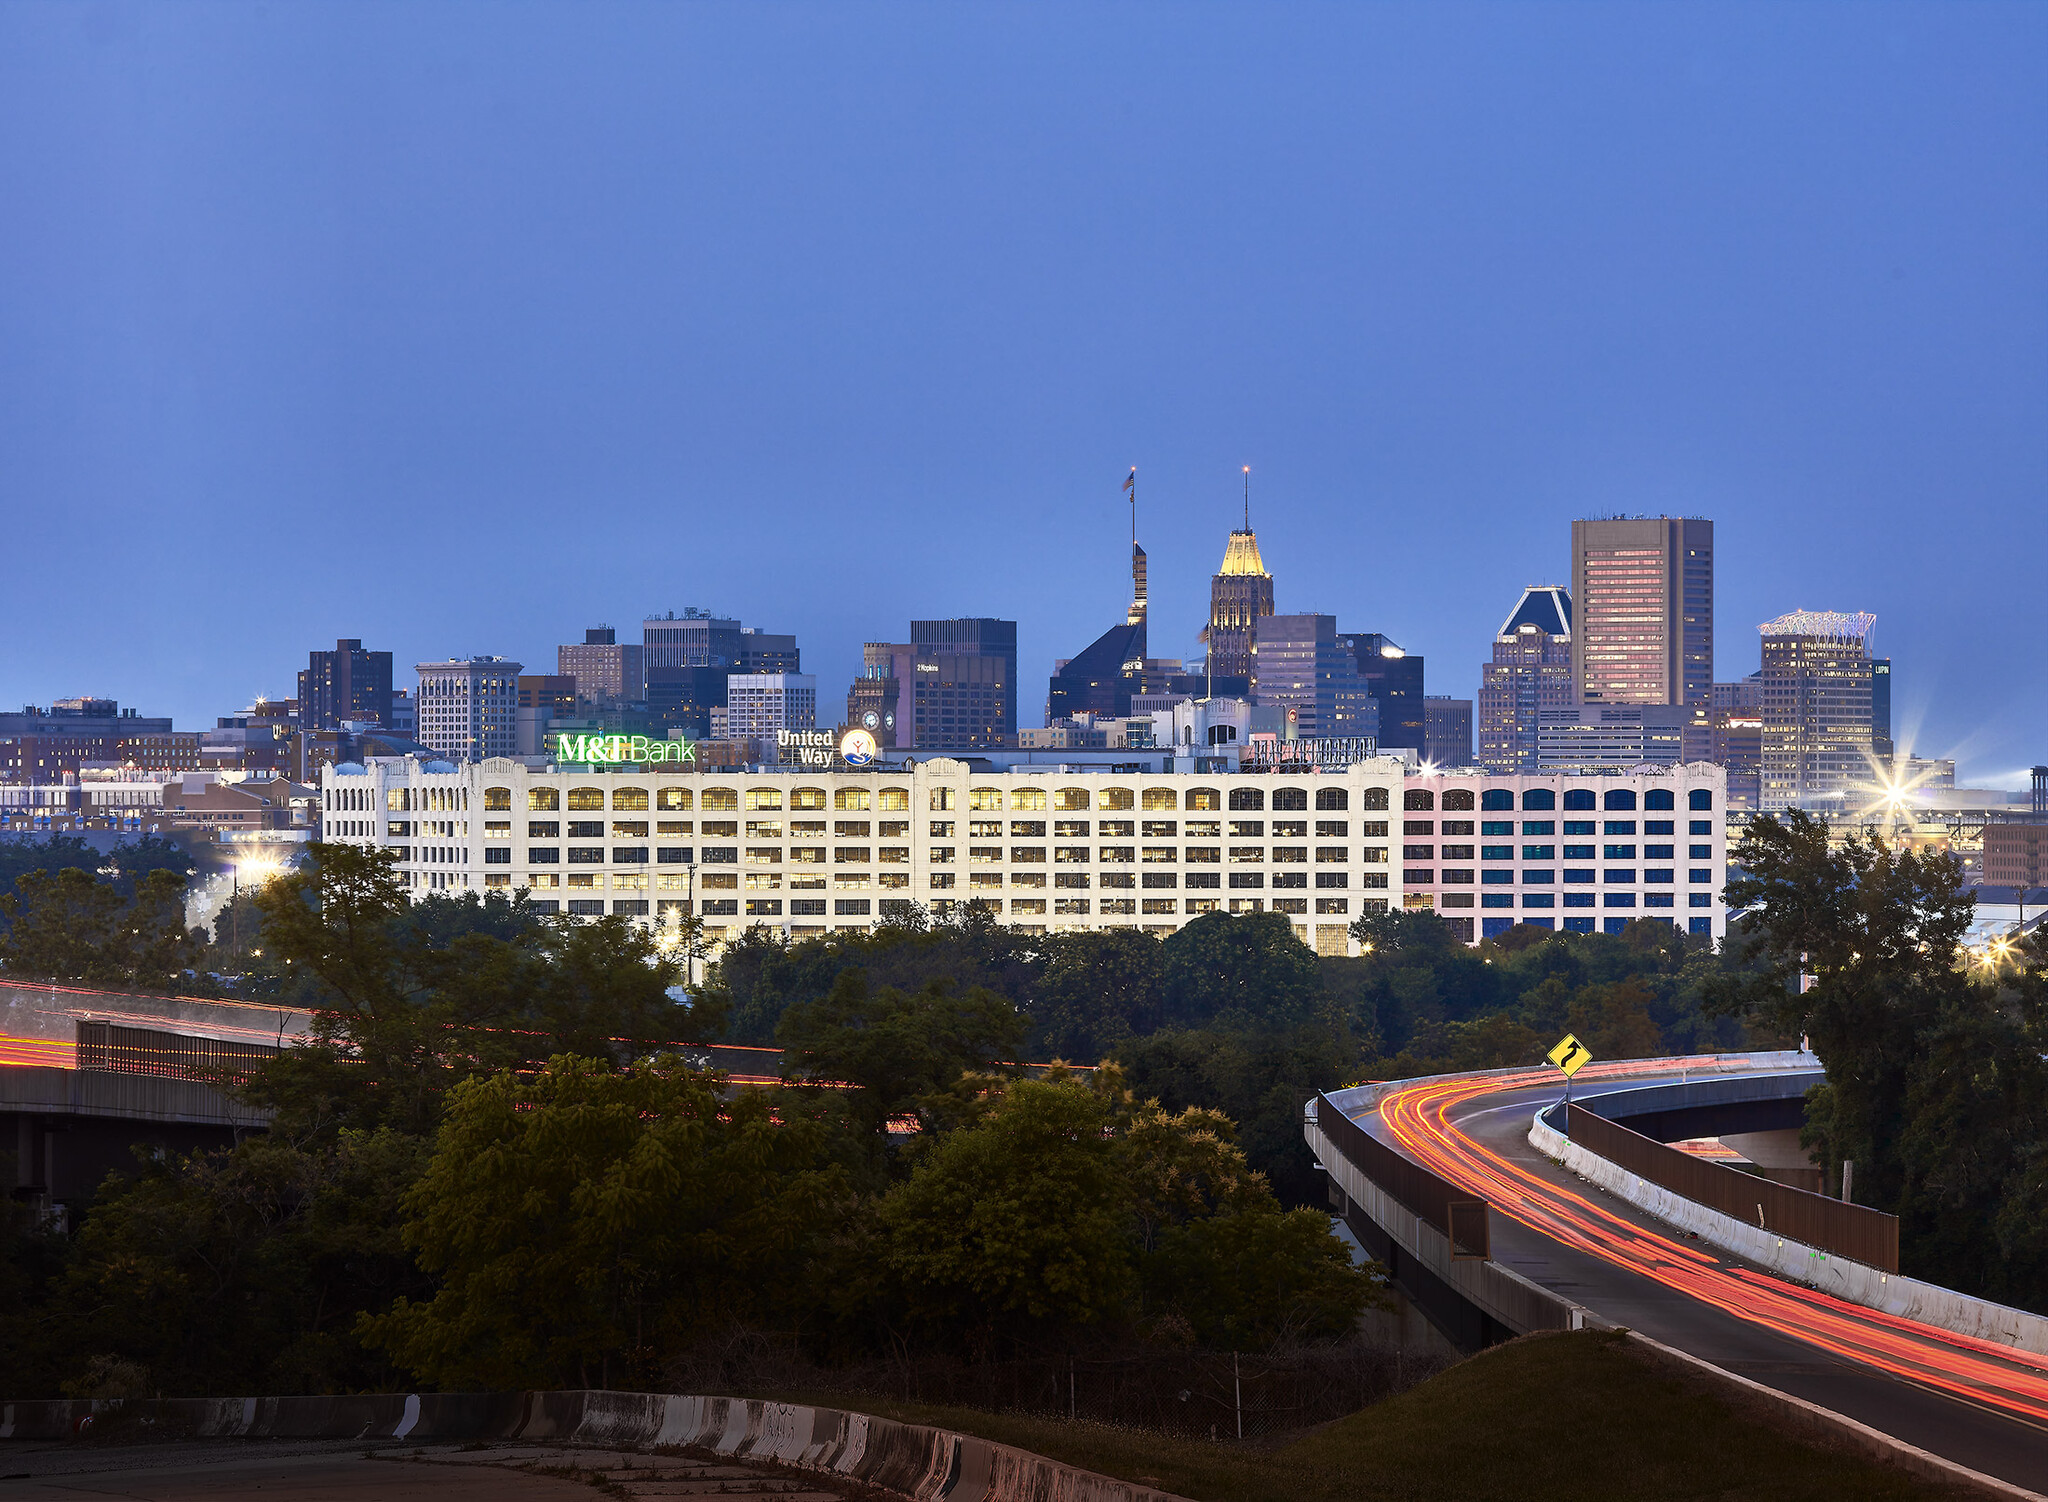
[{"left": 1242, "top": 466, "right": 1250, "bottom": 531}]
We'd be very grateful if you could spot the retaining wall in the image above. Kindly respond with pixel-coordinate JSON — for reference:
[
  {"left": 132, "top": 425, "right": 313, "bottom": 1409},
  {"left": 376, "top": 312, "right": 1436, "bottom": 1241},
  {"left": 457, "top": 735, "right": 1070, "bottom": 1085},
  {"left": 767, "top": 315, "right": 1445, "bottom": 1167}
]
[
  {"left": 1530, "top": 1109, "right": 2048, "bottom": 1358},
  {"left": 0, "top": 1389, "right": 1192, "bottom": 1502}
]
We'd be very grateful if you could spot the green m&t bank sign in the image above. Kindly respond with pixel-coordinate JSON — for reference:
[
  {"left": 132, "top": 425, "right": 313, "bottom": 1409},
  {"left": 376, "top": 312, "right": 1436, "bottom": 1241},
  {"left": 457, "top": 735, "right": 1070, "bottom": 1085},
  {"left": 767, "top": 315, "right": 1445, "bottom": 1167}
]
[{"left": 553, "top": 733, "right": 697, "bottom": 765}]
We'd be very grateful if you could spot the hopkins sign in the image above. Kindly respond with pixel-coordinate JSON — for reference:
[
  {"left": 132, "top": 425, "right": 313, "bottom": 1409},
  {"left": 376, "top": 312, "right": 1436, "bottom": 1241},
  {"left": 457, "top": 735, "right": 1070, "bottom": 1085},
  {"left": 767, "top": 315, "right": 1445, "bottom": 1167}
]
[{"left": 554, "top": 733, "right": 697, "bottom": 765}]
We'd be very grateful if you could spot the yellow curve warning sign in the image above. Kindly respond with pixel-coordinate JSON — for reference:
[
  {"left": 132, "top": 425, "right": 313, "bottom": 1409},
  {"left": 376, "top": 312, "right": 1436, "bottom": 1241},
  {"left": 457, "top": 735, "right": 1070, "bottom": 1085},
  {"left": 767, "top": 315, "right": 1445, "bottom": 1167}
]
[{"left": 1547, "top": 1033, "right": 1592, "bottom": 1078}]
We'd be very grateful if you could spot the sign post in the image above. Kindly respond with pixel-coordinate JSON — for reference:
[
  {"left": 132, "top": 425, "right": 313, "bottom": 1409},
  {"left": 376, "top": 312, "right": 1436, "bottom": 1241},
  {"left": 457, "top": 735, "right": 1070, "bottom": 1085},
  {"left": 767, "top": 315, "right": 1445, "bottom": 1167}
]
[{"left": 1546, "top": 1031, "right": 1593, "bottom": 1131}]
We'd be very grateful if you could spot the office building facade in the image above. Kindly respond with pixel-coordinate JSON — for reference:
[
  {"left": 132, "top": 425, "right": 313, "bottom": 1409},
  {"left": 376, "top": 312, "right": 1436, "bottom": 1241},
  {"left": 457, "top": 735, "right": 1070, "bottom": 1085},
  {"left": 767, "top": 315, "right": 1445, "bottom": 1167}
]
[
  {"left": 320, "top": 757, "right": 1408, "bottom": 956},
  {"left": 1423, "top": 697, "right": 1474, "bottom": 768},
  {"left": 1252, "top": 615, "right": 1378, "bottom": 741},
  {"left": 1343, "top": 634, "right": 1424, "bottom": 752},
  {"left": 1477, "top": 587, "right": 1575, "bottom": 773},
  {"left": 859, "top": 620, "right": 1017, "bottom": 750},
  {"left": 1571, "top": 517, "right": 1713, "bottom": 708},
  {"left": 913, "top": 619, "right": 1017, "bottom": 742},
  {"left": 1982, "top": 823, "right": 2046, "bottom": 891},
  {"left": 320, "top": 756, "right": 1721, "bottom": 953},
  {"left": 298, "top": 640, "right": 394, "bottom": 729},
  {"left": 1758, "top": 611, "right": 1878, "bottom": 812},
  {"left": 415, "top": 657, "right": 523, "bottom": 762},
  {"left": 1399, "top": 766, "right": 1727, "bottom": 943},
  {"left": 725, "top": 674, "right": 817, "bottom": 740},
  {"left": 559, "top": 627, "right": 646, "bottom": 713},
  {"left": 1535, "top": 705, "right": 1692, "bottom": 770}
]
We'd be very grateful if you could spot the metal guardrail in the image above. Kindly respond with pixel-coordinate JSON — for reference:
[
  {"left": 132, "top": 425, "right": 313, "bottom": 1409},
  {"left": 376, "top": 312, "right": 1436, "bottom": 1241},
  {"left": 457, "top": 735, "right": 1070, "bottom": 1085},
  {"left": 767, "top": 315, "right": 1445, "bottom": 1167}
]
[
  {"left": 1315, "top": 1093, "right": 1489, "bottom": 1257},
  {"left": 76, "top": 1021, "right": 276, "bottom": 1079},
  {"left": 1566, "top": 1101, "right": 1898, "bottom": 1271}
]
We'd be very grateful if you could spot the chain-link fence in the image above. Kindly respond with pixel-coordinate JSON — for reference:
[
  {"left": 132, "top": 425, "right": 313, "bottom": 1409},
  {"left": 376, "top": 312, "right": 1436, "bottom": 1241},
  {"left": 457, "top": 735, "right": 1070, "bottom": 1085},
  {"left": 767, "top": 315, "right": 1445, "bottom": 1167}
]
[{"left": 668, "top": 1333, "right": 1453, "bottom": 1442}]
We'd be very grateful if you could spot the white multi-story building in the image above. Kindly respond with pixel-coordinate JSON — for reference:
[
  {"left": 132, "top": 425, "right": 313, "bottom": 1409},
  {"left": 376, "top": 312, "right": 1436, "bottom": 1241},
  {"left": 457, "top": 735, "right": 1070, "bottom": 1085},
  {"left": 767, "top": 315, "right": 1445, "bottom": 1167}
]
[
  {"left": 318, "top": 758, "right": 1726, "bottom": 952},
  {"left": 725, "top": 674, "right": 816, "bottom": 739},
  {"left": 1399, "top": 764, "right": 1728, "bottom": 943},
  {"left": 414, "top": 658, "right": 522, "bottom": 763},
  {"left": 321, "top": 757, "right": 1409, "bottom": 955}
]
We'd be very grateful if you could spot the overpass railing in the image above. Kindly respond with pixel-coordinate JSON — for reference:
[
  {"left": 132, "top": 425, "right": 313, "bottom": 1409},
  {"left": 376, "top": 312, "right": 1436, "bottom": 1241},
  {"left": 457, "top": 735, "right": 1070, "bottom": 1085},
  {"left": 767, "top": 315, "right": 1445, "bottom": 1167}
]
[
  {"left": 1566, "top": 1101, "right": 1898, "bottom": 1271},
  {"left": 1315, "top": 1093, "right": 1490, "bottom": 1257}
]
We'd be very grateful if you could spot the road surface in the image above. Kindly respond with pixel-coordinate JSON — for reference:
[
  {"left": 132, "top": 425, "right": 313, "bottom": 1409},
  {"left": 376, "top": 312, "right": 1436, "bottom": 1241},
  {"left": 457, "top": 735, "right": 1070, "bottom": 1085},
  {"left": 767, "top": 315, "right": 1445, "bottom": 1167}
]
[{"left": 1359, "top": 1059, "right": 2048, "bottom": 1493}]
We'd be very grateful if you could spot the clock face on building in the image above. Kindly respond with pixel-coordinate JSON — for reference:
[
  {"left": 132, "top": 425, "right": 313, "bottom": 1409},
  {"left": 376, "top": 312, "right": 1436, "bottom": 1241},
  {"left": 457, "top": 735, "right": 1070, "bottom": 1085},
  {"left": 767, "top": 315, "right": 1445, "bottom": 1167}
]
[{"left": 861, "top": 710, "right": 880, "bottom": 730}]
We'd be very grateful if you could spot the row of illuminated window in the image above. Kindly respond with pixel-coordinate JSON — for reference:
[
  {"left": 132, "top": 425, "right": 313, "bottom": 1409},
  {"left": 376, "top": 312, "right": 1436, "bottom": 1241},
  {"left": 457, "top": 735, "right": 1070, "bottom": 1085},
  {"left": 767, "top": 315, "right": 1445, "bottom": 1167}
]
[
  {"left": 473, "top": 783, "right": 1393, "bottom": 814},
  {"left": 931, "top": 819, "right": 1378, "bottom": 838},
  {"left": 1404, "top": 868, "right": 1716, "bottom": 886},
  {"left": 1404, "top": 787, "right": 1712, "bottom": 812},
  {"left": 1402, "top": 844, "right": 1712, "bottom": 860},
  {"left": 505, "top": 843, "right": 1389, "bottom": 867},
  {"left": 1416, "top": 819, "right": 1714, "bottom": 836},
  {"left": 507, "top": 872, "right": 915, "bottom": 892},
  {"left": 711, "top": 896, "right": 1374, "bottom": 919},
  {"left": 930, "top": 845, "right": 1384, "bottom": 864},
  {"left": 924, "top": 871, "right": 1382, "bottom": 891},
  {"left": 1469, "top": 893, "right": 1714, "bottom": 910}
]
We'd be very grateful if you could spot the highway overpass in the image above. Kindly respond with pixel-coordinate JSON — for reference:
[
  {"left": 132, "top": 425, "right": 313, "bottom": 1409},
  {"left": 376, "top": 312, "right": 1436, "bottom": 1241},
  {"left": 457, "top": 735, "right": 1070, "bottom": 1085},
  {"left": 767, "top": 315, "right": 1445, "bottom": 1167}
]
[{"left": 1308, "top": 1054, "right": 2048, "bottom": 1496}]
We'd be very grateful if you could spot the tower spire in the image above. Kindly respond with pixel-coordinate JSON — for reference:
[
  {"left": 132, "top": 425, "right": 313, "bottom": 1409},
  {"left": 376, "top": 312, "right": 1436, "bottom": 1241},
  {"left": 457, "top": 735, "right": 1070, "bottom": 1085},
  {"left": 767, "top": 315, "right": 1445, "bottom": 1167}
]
[{"left": 1243, "top": 465, "right": 1250, "bottom": 531}]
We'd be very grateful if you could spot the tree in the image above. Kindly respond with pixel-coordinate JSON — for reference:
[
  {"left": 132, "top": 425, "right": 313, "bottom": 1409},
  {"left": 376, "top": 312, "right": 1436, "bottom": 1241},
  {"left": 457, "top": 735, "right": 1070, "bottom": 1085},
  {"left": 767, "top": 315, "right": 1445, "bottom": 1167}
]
[
  {"left": 1160, "top": 911, "right": 1325, "bottom": 1031},
  {"left": 1712, "top": 812, "right": 2048, "bottom": 1305},
  {"left": 239, "top": 842, "right": 717, "bottom": 1138},
  {"left": 39, "top": 1129, "right": 432, "bottom": 1397},
  {"left": 1028, "top": 929, "right": 1164, "bottom": 1060},
  {"left": 776, "top": 969, "right": 1023, "bottom": 1144},
  {"left": 879, "top": 1073, "right": 1380, "bottom": 1352},
  {"left": 361, "top": 1058, "right": 841, "bottom": 1390},
  {"left": 1147, "top": 1203, "right": 1381, "bottom": 1348},
  {"left": 880, "top": 1077, "right": 1136, "bottom": 1346},
  {"left": 1116, "top": 1026, "right": 1352, "bottom": 1208},
  {"left": 0, "top": 866, "right": 200, "bottom": 990}
]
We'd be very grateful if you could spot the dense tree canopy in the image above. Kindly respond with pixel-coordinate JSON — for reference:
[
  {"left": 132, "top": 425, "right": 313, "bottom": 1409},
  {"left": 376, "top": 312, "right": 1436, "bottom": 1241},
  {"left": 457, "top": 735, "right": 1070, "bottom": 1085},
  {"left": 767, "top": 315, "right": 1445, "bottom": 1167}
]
[
  {"left": 1, "top": 841, "right": 1853, "bottom": 1401},
  {"left": 1711, "top": 811, "right": 2048, "bottom": 1306}
]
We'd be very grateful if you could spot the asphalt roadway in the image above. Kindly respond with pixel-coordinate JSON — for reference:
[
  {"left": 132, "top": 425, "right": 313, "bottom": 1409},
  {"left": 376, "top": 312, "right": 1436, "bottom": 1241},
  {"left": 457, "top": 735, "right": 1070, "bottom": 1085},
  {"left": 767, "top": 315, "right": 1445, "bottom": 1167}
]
[
  {"left": 0, "top": 1440, "right": 860, "bottom": 1500},
  {"left": 1358, "top": 1067, "right": 2048, "bottom": 1496}
]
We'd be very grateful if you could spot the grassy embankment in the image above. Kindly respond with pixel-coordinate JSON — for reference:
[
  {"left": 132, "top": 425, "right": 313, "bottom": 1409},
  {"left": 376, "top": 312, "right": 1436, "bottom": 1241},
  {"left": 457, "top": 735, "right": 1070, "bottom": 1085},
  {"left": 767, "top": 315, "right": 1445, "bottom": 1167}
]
[{"left": 743, "top": 1330, "right": 1972, "bottom": 1502}]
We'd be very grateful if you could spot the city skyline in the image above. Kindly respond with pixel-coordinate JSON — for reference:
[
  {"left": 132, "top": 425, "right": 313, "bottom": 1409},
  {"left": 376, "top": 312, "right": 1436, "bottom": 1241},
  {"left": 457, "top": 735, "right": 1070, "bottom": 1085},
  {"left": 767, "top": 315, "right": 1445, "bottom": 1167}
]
[
  {"left": 0, "top": 500, "right": 2025, "bottom": 786},
  {"left": 1, "top": 6, "right": 2042, "bottom": 784}
]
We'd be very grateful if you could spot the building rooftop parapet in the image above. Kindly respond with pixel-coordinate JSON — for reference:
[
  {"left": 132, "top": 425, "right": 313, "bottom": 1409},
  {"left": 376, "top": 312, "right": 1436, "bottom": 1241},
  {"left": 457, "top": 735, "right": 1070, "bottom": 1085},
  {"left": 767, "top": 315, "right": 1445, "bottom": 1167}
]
[{"left": 1758, "top": 609, "right": 1877, "bottom": 642}]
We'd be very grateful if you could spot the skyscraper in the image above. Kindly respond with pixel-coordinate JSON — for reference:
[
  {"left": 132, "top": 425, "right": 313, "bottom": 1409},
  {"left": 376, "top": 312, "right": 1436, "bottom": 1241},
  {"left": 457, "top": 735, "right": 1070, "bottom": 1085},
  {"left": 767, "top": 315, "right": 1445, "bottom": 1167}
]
[
  {"left": 1871, "top": 657, "right": 1893, "bottom": 762},
  {"left": 558, "top": 627, "right": 645, "bottom": 713},
  {"left": 851, "top": 621, "right": 1016, "bottom": 749},
  {"left": 1250, "top": 614, "right": 1378, "bottom": 740},
  {"left": 725, "top": 673, "right": 817, "bottom": 739},
  {"left": 1206, "top": 515, "right": 1273, "bottom": 691},
  {"left": 1047, "top": 539, "right": 1150, "bottom": 722},
  {"left": 415, "top": 657, "right": 522, "bottom": 762},
  {"left": 1570, "top": 517, "right": 1713, "bottom": 708},
  {"left": 1341, "top": 633, "right": 1424, "bottom": 751},
  {"left": 1758, "top": 610, "right": 1878, "bottom": 812},
  {"left": 1423, "top": 697, "right": 1474, "bottom": 767},
  {"left": 299, "top": 639, "right": 394, "bottom": 729},
  {"left": 640, "top": 612, "right": 798, "bottom": 674},
  {"left": 1477, "top": 586, "right": 1574, "bottom": 772}
]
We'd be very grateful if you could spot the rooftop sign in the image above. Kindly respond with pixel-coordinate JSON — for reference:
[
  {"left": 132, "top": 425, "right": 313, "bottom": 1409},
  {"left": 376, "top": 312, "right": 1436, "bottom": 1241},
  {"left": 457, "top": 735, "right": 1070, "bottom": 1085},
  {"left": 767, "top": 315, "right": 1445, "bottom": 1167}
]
[{"left": 554, "top": 733, "right": 696, "bottom": 765}]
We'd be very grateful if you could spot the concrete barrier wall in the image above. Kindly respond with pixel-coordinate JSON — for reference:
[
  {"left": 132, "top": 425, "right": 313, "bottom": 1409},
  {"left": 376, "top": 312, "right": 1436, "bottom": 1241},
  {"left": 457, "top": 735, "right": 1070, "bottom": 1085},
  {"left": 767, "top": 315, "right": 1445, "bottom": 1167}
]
[
  {"left": 0, "top": 1389, "right": 1192, "bottom": 1502},
  {"left": 1305, "top": 1117, "right": 1589, "bottom": 1339},
  {"left": 1530, "top": 1110, "right": 2048, "bottom": 1358}
]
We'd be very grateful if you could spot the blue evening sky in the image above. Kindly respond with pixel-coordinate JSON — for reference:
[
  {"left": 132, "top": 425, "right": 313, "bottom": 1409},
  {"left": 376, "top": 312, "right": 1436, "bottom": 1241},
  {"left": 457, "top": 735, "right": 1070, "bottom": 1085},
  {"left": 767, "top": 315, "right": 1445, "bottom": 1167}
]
[{"left": 1, "top": 4, "right": 2043, "bottom": 783}]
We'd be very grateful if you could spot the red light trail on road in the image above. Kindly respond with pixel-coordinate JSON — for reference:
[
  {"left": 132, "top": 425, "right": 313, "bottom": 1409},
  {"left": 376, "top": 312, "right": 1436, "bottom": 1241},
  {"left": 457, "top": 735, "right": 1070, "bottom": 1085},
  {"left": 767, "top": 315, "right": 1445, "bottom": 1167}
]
[{"left": 1369, "top": 1064, "right": 2048, "bottom": 1427}]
